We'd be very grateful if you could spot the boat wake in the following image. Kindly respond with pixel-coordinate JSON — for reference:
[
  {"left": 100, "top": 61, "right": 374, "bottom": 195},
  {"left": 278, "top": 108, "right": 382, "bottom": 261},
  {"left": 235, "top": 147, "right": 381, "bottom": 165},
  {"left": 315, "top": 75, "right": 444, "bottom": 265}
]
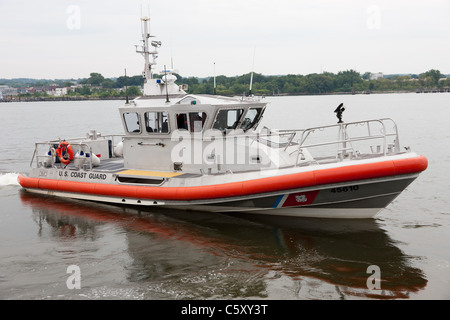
[{"left": 0, "top": 173, "right": 20, "bottom": 187}]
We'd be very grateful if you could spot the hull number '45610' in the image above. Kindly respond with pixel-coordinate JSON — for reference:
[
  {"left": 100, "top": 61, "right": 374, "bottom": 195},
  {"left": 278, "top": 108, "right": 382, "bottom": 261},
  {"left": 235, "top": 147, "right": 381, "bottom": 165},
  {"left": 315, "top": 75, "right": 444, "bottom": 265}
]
[{"left": 330, "top": 185, "right": 359, "bottom": 193}]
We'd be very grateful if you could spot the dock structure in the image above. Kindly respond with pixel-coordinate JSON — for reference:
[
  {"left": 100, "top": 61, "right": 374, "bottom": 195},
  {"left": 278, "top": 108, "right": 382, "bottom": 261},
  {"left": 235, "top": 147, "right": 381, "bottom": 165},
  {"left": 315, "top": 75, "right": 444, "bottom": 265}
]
[{"left": 416, "top": 87, "right": 450, "bottom": 93}]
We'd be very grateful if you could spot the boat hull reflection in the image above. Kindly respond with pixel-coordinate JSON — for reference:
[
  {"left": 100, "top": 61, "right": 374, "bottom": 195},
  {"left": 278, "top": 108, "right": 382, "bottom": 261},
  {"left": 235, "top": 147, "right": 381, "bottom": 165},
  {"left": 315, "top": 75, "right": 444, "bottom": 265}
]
[{"left": 20, "top": 190, "right": 427, "bottom": 299}]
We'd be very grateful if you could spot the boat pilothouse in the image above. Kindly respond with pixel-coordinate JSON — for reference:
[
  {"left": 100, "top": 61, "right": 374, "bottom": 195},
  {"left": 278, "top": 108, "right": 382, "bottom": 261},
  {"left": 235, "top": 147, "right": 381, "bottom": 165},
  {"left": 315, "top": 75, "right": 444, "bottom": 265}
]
[
  {"left": 18, "top": 17, "right": 428, "bottom": 219},
  {"left": 120, "top": 93, "right": 269, "bottom": 174}
]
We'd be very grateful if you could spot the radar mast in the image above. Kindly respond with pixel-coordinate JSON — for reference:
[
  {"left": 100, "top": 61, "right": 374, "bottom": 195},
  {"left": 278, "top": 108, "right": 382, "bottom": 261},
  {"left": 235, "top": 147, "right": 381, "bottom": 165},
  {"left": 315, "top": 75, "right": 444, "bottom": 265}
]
[{"left": 134, "top": 17, "right": 185, "bottom": 97}]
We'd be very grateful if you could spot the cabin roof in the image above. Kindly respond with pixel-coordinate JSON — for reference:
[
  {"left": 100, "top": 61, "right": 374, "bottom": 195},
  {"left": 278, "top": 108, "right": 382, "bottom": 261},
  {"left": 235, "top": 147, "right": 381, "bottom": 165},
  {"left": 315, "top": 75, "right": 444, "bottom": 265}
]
[{"left": 128, "top": 94, "right": 265, "bottom": 109}]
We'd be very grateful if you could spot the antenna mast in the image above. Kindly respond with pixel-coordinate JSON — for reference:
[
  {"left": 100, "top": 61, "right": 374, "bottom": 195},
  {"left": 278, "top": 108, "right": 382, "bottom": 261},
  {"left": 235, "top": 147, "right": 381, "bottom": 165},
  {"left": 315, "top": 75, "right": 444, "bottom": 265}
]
[
  {"left": 164, "top": 65, "right": 170, "bottom": 103},
  {"left": 249, "top": 46, "right": 256, "bottom": 96},
  {"left": 125, "top": 68, "right": 129, "bottom": 104},
  {"left": 133, "top": 13, "right": 185, "bottom": 97},
  {"left": 135, "top": 17, "right": 160, "bottom": 84},
  {"left": 213, "top": 62, "right": 217, "bottom": 95}
]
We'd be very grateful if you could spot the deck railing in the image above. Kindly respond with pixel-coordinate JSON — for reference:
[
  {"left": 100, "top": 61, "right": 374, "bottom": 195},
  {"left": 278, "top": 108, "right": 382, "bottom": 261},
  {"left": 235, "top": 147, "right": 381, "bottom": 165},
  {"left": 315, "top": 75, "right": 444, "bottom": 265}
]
[
  {"left": 275, "top": 118, "right": 400, "bottom": 165},
  {"left": 30, "top": 119, "right": 400, "bottom": 170},
  {"left": 31, "top": 134, "right": 124, "bottom": 170}
]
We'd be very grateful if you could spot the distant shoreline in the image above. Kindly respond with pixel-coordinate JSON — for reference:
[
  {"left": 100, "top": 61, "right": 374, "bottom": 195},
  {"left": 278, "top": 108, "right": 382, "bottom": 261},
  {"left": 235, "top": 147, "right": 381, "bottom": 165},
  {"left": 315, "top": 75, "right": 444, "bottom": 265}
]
[
  {"left": 0, "top": 96, "right": 137, "bottom": 103},
  {"left": 1, "top": 89, "right": 448, "bottom": 103}
]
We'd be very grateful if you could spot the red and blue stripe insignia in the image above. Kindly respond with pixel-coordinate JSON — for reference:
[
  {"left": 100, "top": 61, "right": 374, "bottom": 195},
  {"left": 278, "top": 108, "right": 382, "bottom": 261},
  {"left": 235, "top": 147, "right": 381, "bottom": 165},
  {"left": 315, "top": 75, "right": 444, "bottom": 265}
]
[{"left": 273, "top": 190, "right": 319, "bottom": 208}]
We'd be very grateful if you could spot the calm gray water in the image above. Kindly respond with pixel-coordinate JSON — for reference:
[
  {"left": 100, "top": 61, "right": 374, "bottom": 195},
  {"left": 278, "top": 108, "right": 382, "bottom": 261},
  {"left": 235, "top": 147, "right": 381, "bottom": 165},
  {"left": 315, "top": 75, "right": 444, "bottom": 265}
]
[{"left": 0, "top": 93, "right": 449, "bottom": 300}]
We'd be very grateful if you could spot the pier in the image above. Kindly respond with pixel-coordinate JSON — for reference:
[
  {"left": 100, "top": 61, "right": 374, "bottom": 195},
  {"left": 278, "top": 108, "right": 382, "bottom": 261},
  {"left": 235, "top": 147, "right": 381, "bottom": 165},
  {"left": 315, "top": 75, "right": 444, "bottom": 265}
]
[{"left": 415, "top": 87, "right": 450, "bottom": 93}]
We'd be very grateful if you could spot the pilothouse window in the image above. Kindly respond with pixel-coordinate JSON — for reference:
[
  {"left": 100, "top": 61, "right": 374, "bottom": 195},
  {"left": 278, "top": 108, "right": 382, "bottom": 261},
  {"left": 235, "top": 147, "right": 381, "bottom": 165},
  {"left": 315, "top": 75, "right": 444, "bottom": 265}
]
[
  {"left": 176, "top": 112, "right": 206, "bottom": 132},
  {"left": 123, "top": 112, "right": 141, "bottom": 133},
  {"left": 213, "top": 109, "right": 244, "bottom": 132},
  {"left": 145, "top": 111, "right": 169, "bottom": 133},
  {"left": 240, "top": 108, "right": 263, "bottom": 131}
]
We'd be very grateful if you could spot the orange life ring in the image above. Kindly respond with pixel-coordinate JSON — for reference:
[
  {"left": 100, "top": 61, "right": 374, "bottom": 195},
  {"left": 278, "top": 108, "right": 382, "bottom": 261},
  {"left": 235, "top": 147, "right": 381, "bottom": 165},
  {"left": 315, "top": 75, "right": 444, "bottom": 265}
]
[{"left": 55, "top": 141, "right": 74, "bottom": 165}]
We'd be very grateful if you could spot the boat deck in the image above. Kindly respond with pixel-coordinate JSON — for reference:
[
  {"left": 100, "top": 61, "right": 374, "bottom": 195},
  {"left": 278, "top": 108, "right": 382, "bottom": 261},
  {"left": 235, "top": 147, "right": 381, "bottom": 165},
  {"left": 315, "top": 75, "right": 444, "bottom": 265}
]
[
  {"left": 61, "top": 157, "right": 203, "bottom": 180},
  {"left": 59, "top": 152, "right": 396, "bottom": 176}
]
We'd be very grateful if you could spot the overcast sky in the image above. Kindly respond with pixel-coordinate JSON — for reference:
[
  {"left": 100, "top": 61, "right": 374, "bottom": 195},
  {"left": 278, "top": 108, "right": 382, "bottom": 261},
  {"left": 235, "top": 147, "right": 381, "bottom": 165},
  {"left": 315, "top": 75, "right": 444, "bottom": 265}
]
[{"left": 1, "top": 0, "right": 449, "bottom": 80}]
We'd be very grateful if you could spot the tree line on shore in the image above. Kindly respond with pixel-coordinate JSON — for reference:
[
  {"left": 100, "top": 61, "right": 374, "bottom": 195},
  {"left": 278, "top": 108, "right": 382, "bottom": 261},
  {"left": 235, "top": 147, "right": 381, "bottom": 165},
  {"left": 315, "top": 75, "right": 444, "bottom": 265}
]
[
  {"left": 3, "top": 69, "right": 449, "bottom": 99},
  {"left": 179, "top": 69, "right": 449, "bottom": 95}
]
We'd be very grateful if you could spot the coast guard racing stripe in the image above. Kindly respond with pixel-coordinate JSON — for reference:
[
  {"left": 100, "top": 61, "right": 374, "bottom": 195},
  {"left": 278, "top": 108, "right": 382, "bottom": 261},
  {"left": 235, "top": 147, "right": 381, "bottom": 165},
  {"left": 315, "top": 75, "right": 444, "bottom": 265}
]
[{"left": 273, "top": 190, "right": 319, "bottom": 208}]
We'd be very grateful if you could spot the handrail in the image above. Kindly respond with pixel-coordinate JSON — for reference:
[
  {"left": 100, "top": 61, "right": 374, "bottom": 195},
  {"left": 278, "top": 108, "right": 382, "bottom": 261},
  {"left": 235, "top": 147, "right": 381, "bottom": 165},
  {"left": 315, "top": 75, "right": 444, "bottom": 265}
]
[
  {"left": 29, "top": 119, "right": 399, "bottom": 170},
  {"left": 33, "top": 142, "right": 94, "bottom": 169},
  {"left": 31, "top": 134, "right": 125, "bottom": 169},
  {"left": 292, "top": 118, "right": 400, "bottom": 165},
  {"left": 163, "top": 118, "right": 399, "bottom": 153}
]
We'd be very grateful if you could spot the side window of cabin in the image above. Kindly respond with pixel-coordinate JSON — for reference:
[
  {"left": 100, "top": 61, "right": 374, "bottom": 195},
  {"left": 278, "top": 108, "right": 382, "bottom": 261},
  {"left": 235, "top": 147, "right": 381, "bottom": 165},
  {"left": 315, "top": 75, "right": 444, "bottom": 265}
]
[
  {"left": 176, "top": 113, "right": 188, "bottom": 130},
  {"left": 213, "top": 109, "right": 244, "bottom": 131},
  {"left": 123, "top": 112, "right": 141, "bottom": 133},
  {"left": 240, "top": 108, "right": 263, "bottom": 131},
  {"left": 189, "top": 112, "right": 206, "bottom": 132},
  {"left": 176, "top": 112, "right": 207, "bottom": 132},
  {"left": 145, "top": 111, "right": 169, "bottom": 133}
]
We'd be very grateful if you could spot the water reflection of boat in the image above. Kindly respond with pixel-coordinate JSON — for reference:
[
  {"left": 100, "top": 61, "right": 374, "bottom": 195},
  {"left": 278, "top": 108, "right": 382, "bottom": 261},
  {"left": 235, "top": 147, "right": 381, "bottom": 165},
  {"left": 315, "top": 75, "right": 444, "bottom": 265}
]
[{"left": 20, "top": 191, "right": 427, "bottom": 299}]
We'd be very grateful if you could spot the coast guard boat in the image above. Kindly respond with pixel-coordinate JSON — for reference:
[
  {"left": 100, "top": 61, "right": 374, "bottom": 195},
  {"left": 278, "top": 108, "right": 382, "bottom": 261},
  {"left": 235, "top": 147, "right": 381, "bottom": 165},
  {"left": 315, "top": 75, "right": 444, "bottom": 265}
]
[{"left": 18, "top": 17, "right": 428, "bottom": 219}]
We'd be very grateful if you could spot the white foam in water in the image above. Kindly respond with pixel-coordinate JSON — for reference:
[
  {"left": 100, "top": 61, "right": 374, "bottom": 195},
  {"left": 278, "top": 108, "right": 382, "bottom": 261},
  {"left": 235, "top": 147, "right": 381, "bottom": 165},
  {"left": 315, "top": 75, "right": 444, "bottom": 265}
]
[{"left": 0, "top": 173, "right": 20, "bottom": 186}]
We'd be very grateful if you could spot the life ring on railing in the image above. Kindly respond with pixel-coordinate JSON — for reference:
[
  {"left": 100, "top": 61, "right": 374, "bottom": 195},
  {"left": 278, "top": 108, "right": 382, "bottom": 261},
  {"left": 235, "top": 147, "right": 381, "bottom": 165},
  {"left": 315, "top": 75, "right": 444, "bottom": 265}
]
[{"left": 55, "top": 141, "right": 74, "bottom": 165}]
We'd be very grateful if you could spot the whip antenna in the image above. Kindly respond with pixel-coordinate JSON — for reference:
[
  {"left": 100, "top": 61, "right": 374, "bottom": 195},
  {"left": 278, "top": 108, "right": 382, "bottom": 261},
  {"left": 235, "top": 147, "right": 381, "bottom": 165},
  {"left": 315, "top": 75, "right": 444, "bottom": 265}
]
[
  {"left": 125, "top": 68, "right": 129, "bottom": 104},
  {"left": 249, "top": 46, "right": 256, "bottom": 96}
]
